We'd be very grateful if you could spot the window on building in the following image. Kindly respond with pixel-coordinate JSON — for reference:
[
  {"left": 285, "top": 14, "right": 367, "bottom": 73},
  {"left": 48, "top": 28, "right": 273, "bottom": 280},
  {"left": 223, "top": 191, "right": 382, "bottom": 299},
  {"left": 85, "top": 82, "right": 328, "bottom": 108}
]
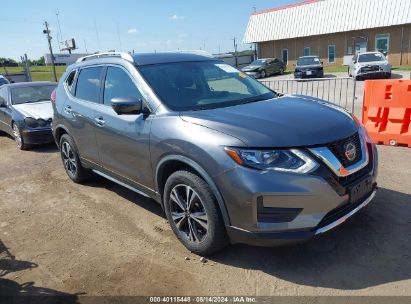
[
  {"left": 304, "top": 47, "right": 310, "bottom": 56},
  {"left": 328, "top": 45, "right": 336, "bottom": 64},
  {"left": 375, "top": 34, "right": 390, "bottom": 55},
  {"left": 282, "top": 49, "right": 288, "bottom": 65}
]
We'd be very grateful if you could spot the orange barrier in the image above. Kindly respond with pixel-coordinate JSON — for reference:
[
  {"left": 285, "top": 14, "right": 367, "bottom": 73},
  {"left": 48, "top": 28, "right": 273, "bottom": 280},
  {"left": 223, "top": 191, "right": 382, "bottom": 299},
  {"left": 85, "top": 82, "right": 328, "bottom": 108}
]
[{"left": 362, "top": 79, "right": 411, "bottom": 147}]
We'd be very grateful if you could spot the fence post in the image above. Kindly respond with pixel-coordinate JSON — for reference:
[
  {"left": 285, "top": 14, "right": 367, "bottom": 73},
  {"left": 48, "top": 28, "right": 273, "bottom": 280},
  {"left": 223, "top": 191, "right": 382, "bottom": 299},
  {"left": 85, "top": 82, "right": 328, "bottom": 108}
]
[
  {"left": 23, "top": 54, "right": 32, "bottom": 82},
  {"left": 351, "top": 77, "right": 356, "bottom": 114}
]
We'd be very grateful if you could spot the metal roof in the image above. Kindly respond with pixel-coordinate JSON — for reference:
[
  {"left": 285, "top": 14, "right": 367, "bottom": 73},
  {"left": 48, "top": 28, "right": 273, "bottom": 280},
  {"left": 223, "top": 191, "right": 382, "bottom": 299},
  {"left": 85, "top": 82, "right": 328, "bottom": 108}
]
[{"left": 243, "top": 0, "right": 411, "bottom": 43}]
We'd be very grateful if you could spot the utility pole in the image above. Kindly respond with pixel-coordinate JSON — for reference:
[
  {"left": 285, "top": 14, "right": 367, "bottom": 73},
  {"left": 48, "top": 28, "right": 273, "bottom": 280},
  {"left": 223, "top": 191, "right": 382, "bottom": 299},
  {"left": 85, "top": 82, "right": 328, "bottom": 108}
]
[
  {"left": 43, "top": 21, "right": 58, "bottom": 82},
  {"left": 233, "top": 37, "right": 238, "bottom": 67}
]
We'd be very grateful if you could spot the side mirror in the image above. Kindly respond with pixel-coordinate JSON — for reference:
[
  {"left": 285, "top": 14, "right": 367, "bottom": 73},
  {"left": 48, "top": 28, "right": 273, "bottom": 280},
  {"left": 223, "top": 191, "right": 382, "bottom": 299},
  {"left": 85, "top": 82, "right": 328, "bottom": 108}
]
[
  {"left": 10, "top": 80, "right": 15, "bottom": 84},
  {"left": 111, "top": 97, "right": 144, "bottom": 115},
  {"left": 321, "top": 61, "right": 324, "bottom": 65},
  {"left": 293, "top": 63, "right": 296, "bottom": 67}
]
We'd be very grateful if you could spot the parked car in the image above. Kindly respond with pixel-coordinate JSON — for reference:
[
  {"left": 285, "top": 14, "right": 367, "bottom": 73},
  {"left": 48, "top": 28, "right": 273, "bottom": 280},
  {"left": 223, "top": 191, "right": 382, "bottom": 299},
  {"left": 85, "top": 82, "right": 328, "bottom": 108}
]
[
  {"left": 0, "top": 75, "right": 10, "bottom": 87},
  {"left": 0, "top": 82, "right": 56, "bottom": 150},
  {"left": 242, "top": 58, "right": 285, "bottom": 78},
  {"left": 294, "top": 56, "right": 324, "bottom": 79},
  {"left": 348, "top": 52, "right": 391, "bottom": 80},
  {"left": 52, "top": 52, "right": 378, "bottom": 255}
]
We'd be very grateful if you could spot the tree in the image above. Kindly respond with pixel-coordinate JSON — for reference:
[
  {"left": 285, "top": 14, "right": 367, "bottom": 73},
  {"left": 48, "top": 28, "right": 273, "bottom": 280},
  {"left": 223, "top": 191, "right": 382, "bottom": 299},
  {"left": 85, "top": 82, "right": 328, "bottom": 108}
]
[{"left": 0, "top": 57, "right": 18, "bottom": 67}]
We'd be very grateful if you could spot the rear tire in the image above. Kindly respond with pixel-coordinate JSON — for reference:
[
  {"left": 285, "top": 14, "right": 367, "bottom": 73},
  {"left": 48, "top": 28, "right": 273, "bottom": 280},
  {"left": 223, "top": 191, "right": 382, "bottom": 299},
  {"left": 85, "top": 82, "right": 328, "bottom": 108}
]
[
  {"left": 59, "top": 134, "right": 92, "bottom": 183},
  {"left": 164, "top": 170, "right": 228, "bottom": 255}
]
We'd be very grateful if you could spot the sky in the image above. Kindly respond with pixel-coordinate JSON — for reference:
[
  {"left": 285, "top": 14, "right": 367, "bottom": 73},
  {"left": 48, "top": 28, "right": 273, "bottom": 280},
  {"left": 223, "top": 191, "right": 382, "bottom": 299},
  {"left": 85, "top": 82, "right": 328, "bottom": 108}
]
[{"left": 0, "top": 0, "right": 298, "bottom": 61}]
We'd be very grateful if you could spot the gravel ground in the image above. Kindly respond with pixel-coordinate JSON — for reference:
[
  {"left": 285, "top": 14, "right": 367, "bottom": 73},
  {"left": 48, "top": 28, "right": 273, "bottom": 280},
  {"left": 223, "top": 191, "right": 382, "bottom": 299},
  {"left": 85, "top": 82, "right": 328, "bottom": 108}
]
[{"left": 0, "top": 134, "right": 410, "bottom": 298}]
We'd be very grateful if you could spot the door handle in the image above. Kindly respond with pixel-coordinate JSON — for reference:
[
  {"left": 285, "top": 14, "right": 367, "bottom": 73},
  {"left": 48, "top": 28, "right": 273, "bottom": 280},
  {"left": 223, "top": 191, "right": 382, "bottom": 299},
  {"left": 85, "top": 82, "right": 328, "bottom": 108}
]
[
  {"left": 64, "top": 105, "right": 72, "bottom": 114},
  {"left": 94, "top": 117, "right": 105, "bottom": 127}
]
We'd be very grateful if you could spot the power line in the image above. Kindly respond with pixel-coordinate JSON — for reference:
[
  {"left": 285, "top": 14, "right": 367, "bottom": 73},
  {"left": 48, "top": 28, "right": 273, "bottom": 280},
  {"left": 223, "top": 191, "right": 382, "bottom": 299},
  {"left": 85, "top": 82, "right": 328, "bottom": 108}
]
[
  {"left": 94, "top": 20, "right": 101, "bottom": 51},
  {"left": 116, "top": 21, "right": 123, "bottom": 52},
  {"left": 55, "top": 9, "right": 64, "bottom": 50}
]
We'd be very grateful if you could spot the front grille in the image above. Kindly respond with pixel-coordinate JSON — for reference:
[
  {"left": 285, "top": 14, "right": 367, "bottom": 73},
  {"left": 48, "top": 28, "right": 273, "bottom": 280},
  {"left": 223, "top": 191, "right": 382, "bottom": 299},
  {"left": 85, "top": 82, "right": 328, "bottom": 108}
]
[
  {"left": 359, "top": 66, "right": 380, "bottom": 73},
  {"left": 327, "top": 132, "right": 362, "bottom": 167}
]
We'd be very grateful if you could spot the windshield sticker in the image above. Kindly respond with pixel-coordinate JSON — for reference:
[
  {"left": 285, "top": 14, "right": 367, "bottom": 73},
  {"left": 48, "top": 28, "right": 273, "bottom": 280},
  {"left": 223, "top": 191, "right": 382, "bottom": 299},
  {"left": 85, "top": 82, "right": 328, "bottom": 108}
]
[
  {"left": 314, "top": 58, "right": 320, "bottom": 62},
  {"left": 239, "top": 73, "right": 247, "bottom": 78},
  {"left": 215, "top": 64, "right": 239, "bottom": 73}
]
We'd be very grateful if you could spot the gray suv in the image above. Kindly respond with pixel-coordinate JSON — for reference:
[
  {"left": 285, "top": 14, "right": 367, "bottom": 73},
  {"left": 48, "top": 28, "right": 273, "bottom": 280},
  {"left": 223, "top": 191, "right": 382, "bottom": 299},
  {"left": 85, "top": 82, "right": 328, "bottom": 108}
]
[{"left": 52, "top": 52, "right": 378, "bottom": 255}]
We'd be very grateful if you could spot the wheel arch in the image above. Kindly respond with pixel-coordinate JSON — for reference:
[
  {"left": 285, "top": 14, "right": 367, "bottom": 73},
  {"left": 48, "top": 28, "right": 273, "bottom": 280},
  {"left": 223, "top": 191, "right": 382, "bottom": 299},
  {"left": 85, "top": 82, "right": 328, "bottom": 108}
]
[
  {"left": 53, "top": 124, "right": 70, "bottom": 148},
  {"left": 155, "top": 155, "right": 231, "bottom": 226}
]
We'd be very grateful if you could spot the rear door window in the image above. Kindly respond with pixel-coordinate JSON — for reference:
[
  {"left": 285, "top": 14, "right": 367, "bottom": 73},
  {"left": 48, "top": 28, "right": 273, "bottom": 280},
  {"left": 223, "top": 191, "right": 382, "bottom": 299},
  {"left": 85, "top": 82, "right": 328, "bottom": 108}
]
[{"left": 75, "top": 67, "right": 103, "bottom": 103}]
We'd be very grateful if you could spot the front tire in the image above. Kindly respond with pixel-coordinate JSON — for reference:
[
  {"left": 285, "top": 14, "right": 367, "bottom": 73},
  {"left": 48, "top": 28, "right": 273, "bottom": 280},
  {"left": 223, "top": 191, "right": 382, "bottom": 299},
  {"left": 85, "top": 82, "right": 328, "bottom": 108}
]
[
  {"left": 260, "top": 70, "right": 266, "bottom": 78},
  {"left": 12, "top": 124, "right": 28, "bottom": 150},
  {"left": 164, "top": 170, "right": 228, "bottom": 255},
  {"left": 59, "top": 134, "right": 91, "bottom": 183}
]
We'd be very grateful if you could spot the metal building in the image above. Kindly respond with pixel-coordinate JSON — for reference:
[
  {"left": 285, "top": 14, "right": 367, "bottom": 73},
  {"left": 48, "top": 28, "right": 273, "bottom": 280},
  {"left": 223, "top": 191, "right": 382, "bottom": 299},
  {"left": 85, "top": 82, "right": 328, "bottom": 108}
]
[
  {"left": 243, "top": 0, "right": 411, "bottom": 66},
  {"left": 44, "top": 53, "right": 90, "bottom": 66}
]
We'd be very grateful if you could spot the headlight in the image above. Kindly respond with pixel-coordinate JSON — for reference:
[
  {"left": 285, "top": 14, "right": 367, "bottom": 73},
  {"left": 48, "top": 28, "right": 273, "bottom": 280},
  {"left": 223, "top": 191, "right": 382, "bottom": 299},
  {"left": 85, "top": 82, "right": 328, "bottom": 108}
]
[
  {"left": 24, "top": 117, "right": 39, "bottom": 128},
  {"left": 224, "top": 148, "right": 318, "bottom": 173},
  {"left": 37, "top": 119, "right": 47, "bottom": 127}
]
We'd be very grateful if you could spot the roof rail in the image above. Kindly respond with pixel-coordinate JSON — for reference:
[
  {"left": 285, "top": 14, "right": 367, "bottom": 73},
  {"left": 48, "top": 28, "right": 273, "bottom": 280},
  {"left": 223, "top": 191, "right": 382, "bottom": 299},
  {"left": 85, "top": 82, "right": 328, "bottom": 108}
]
[{"left": 76, "top": 52, "right": 134, "bottom": 63}]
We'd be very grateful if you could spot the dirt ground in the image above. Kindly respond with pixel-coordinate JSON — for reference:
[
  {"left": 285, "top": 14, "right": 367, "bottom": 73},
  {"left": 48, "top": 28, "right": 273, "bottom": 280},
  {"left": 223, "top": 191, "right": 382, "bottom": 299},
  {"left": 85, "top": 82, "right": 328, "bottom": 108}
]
[{"left": 0, "top": 133, "right": 411, "bottom": 297}]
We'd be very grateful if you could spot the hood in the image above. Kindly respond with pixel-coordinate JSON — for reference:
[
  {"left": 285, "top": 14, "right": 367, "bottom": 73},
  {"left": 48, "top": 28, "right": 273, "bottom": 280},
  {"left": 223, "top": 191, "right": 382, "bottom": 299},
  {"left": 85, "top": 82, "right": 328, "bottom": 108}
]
[
  {"left": 180, "top": 96, "right": 358, "bottom": 147},
  {"left": 13, "top": 101, "right": 53, "bottom": 120},
  {"left": 242, "top": 65, "right": 262, "bottom": 72}
]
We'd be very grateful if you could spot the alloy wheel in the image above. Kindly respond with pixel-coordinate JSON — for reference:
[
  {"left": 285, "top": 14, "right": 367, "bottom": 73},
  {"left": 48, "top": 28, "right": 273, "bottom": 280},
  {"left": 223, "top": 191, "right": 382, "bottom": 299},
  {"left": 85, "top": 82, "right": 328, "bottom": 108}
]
[
  {"left": 169, "top": 184, "right": 209, "bottom": 243},
  {"left": 13, "top": 125, "right": 22, "bottom": 149},
  {"left": 61, "top": 141, "right": 77, "bottom": 177}
]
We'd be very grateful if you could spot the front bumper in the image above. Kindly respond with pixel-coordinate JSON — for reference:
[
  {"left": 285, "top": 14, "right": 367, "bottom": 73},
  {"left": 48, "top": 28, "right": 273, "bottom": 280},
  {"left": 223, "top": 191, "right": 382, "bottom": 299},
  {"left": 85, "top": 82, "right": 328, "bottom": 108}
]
[
  {"left": 226, "top": 190, "right": 376, "bottom": 246},
  {"left": 294, "top": 70, "right": 323, "bottom": 78},
  {"left": 244, "top": 71, "right": 262, "bottom": 78},
  {"left": 355, "top": 65, "right": 391, "bottom": 79},
  {"left": 217, "top": 141, "right": 378, "bottom": 246},
  {"left": 21, "top": 128, "right": 54, "bottom": 145}
]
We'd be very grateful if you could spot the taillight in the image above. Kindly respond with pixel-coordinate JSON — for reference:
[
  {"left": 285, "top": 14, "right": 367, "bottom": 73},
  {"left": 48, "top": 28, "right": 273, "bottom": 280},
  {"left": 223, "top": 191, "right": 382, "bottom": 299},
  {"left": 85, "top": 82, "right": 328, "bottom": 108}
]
[{"left": 51, "top": 89, "right": 57, "bottom": 103}]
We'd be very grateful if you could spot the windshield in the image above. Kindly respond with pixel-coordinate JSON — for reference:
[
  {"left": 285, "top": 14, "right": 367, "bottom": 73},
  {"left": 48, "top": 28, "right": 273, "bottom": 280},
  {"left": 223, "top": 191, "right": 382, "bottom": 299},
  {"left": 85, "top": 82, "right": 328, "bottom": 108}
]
[
  {"left": 358, "top": 53, "right": 385, "bottom": 63},
  {"left": 0, "top": 78, "right": 9, "bottom": 86},
  {"left": 138, "top": 61, "right": 276, "bottom": 111},
  {"left": 297, "top": 57, "right": 321, "bottom": 66},
  {"left": 250, "top": 59, "right": 267, "bottom": 66},
  {"left": 11, "top": 85, "right": 56, "bottom": 105}
]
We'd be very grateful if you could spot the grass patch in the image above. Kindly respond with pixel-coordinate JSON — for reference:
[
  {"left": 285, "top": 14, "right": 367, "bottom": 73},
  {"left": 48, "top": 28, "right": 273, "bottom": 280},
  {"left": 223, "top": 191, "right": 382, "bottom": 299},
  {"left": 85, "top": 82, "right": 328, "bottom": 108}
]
[
  {"left": 392, "top": 65, "right": 411, "bottom": 71},
  {"left": 2, "top": 65, "right": 66, "bottom": 82}
]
